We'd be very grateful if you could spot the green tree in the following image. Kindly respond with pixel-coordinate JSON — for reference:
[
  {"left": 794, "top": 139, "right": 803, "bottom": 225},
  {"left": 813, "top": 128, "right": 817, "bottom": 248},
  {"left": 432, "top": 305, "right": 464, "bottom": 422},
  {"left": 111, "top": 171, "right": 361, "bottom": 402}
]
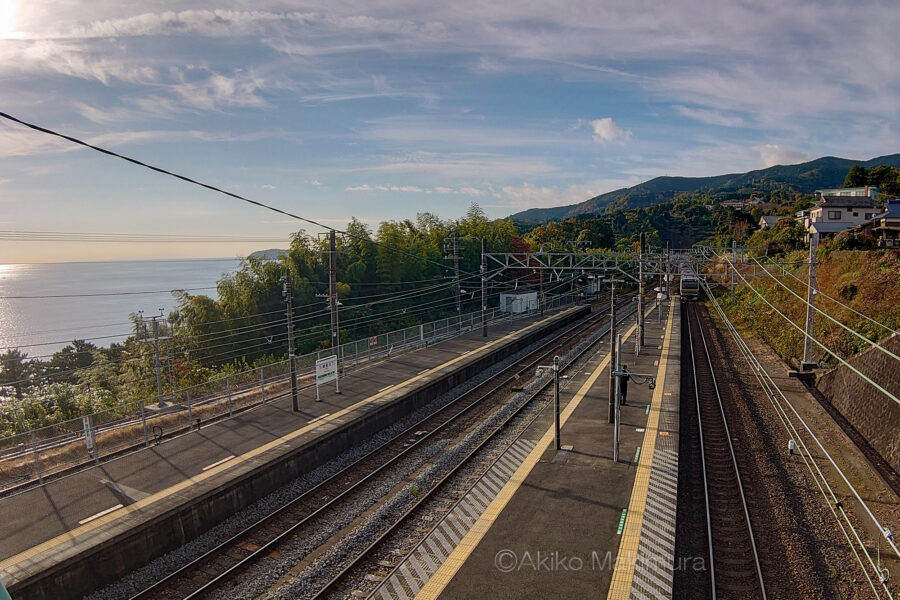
[{"left": 843, "top": 165, "right": 868, "bottom": 187}]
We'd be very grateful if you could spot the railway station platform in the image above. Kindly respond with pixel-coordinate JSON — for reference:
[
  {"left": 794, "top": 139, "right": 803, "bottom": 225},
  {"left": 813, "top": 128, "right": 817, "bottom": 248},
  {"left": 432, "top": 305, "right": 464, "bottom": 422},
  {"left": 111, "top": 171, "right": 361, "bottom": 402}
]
[
  {"left": 0, "top": 304, "right": 588, "bottom": 600},
  {"left": 371, "top": 299, "right": 682, "bottom": 600}
]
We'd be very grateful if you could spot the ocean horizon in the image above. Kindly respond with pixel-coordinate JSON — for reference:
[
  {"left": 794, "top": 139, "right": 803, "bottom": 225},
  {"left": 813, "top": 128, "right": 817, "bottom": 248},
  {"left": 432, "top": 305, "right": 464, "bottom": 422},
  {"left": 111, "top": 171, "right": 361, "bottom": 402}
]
[{"left": 0, "top": 258, "right": 244, "bottom": 357}]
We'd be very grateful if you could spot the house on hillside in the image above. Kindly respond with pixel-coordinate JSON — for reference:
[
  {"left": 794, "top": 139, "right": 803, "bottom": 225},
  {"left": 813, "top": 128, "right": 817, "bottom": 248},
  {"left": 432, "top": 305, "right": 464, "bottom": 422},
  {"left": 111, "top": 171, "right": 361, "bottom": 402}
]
[
  {"left": 854, "top": 199, "right": 900, "bottom": 248},
  {"left": 815, "top": 186, "right": 879, "bottom": 199},
  {"left": 758, "top": 215, "right": 780, "bottom": 229},
  {"left": 798, "top": 195, "right": 882, "bottom": 244},
  {"left": 722, "top": 197, "right": 765, "bottom": 211}
]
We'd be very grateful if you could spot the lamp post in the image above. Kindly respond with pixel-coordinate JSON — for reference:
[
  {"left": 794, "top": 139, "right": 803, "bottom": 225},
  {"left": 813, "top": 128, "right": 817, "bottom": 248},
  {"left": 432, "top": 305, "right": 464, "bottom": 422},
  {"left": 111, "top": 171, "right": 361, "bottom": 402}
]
[{"left": 536, "top": 355, "right": 561, "bottom": 450}]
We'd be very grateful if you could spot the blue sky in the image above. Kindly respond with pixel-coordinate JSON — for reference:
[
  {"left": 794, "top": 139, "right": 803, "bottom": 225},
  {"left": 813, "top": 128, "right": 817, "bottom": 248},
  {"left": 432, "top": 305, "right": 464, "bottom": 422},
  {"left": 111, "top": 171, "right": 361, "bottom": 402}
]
[{"left": 1, "top": 0, "right": 898, "bottom": 262}]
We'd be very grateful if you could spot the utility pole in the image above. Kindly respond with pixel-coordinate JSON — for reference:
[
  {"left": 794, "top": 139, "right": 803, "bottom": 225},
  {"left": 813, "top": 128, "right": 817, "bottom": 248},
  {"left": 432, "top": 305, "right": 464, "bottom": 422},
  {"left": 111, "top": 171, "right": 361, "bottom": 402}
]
[
  {"left": 539, "top": 265, "right": 544, "bottom": 317},
  {"left": 802, "top": 234, "right": 819, "bottom": 370},
  {"left": 638, "top": 232, "right": 645, "bottom": 351},
  {"left": 553, "top": 355, "right": 560, "bottom": 449},
  {"left": 142, "top": 310, "right": 166, "bottom": 408},
  {"left": 731, "top": 239, "right": 737, "bottom": 303},
  {"left": 282, "top": 275, "right": 300, "bottom": 411},
  {"left": 329, "top": 230, "right": 341, "bottom": 393},
  {"left": 444, "top": 233, "right": 462, "bottom": 331},
  {"left": 614, "top": 334, "right": 622, "bottom": 462},
  {"left": 606, "top": 278, "right": 623, "bottom": 423},
  {"left": 481, "top": 237, "right": 488, "bottom": 337}
]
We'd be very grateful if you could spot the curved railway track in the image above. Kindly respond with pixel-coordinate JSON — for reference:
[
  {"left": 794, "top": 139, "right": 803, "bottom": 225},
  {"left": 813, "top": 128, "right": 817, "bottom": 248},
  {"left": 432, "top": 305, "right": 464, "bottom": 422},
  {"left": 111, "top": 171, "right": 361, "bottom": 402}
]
[
  {"left": 129, "top": 295, "right": 639, "bottom": 600},
  {"left": 684, "top": 301, "right": 766, "bottom": 600}
]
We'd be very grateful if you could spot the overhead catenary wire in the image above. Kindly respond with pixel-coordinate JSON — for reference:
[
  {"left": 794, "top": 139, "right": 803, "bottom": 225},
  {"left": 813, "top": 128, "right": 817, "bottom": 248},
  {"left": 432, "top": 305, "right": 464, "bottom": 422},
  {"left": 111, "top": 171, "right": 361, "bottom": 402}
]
[
  {"left": 759, "top": 254, "right": 899, "bottom": 337},
  {"left": 747, "top": 255, "right": 900, "bottom": 363},
  {"left": 721, "top": 254, "right": 900, "bottom": 408},
  {"left": 0, "top": 111, "right": 480, "bottom": 279},
  {"left": 703, "top": 278, "right": 900, "bottom": 589}
]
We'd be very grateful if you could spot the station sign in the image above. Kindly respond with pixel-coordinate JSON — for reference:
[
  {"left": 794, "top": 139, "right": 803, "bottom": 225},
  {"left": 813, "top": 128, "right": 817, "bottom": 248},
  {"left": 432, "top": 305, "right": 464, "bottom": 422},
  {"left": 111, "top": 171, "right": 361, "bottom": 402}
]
[
  {"left": 316, "top": 355, "right": 338, "bottom": 385},
  {"left": 82, "top": 415, "right": 96, "bottom": 452}
]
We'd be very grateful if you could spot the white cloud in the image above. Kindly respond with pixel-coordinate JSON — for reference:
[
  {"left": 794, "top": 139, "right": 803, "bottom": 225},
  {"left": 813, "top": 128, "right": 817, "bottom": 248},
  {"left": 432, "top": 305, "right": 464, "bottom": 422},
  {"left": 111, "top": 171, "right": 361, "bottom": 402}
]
[
  {"left": 674, "top": 105, "right": 746, "bottom": 128},
  {"left": 753, "top": 144, "right": 812, "bottom": 167},
  {"left": 345, "top": 184, "right": 424, "bottom": 193},
  {"left": 498, "top": 178, "right": 641, "bottom": 210},
  {"left": 262, "top": 184, "right": 276, "bottom": 189},
  {"left": 590, "top": 118, "right": 631, "bottom": 144}
]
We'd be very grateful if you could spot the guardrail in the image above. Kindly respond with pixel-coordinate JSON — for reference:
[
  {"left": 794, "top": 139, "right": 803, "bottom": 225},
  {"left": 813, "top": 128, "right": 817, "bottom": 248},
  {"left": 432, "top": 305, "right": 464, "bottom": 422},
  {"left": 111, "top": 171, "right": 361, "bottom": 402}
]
[{"left": 0, "top": 294, "right": 578, "bottom": 493}]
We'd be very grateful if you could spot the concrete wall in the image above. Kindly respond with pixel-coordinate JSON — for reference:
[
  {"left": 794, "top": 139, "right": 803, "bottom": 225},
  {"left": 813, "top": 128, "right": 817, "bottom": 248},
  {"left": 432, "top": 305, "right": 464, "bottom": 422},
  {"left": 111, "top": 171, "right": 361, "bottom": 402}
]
[
  {"left": 817, "top": 333, "right": 900, "bottom": 474},
  {"left": 12, "top": 306, "right": 589, "bottom": 600}
]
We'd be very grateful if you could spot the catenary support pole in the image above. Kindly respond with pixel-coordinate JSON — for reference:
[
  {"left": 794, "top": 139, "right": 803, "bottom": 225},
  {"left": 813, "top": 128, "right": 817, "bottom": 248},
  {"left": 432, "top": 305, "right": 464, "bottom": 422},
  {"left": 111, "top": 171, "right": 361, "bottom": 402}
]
[
  {"left": 607, "top": 279, "right": 617, "bottom": 424},
  {"left": 330, "top": 230, "right": 341, "bottom": 393},
  {"left": 284, "top": 275, "right": 300, "bottom": 412},
  {"left": 554, "top": 355, "right": 561, "bottom": 450},
  {"left": 638, "top": 232, "right": 645, "bottom": 350},
  {"left": 481, "top": 237, "right": 488, "bottom": 337},
  {"left": 802, "top": 234, "right": 819, "bottom": 370}
]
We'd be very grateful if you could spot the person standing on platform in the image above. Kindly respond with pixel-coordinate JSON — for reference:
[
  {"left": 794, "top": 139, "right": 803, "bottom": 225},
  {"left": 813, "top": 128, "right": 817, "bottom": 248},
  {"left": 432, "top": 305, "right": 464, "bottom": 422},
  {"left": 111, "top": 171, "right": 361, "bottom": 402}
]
[{"left": 620, "top": 365, "right": 631, "bottom": 406}]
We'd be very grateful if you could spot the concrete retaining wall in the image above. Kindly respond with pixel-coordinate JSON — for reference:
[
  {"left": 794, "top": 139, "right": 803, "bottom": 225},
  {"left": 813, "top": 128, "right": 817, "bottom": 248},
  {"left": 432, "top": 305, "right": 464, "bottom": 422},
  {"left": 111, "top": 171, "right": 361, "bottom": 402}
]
[
  {"left": 11, "top": 306, "right": 589, "bottom": 600},
  {"left": 816, "top": 333, "right": 900, "bottom": 474}
]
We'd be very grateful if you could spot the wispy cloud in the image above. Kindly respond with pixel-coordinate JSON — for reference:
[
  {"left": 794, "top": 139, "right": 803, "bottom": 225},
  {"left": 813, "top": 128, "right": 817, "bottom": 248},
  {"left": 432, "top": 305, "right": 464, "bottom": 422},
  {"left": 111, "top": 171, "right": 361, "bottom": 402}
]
[{"left": 753, "top": 144, "right": 812, "bottom": 167}]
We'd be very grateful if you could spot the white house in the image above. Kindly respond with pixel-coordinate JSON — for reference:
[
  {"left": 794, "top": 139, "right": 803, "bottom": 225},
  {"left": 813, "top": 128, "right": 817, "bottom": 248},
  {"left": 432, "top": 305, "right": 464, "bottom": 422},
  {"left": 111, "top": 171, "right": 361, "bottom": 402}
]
[
  {"left": 815, "top": 186, "right": 879, "bottom": 199},
  {"left": 800, "top": 195, "right": 882, "bottom": 244}
]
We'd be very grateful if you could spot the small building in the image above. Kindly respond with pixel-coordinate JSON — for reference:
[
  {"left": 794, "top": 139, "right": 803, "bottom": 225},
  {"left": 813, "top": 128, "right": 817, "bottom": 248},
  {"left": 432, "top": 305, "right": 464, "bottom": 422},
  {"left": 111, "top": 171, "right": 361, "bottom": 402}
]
[
  {"left": 500, "top": 291, "right": 538, "bottom": 313},
  {"left": 758, "top": 215, "right": 780, "bottom": 229},
  {"left": 801, "top": 195, "right": 881, "bottom": 244},
  {"left": 815, "top": 186, "right": 879, "bottom": 199},
  {"left": 856, "top": 199, "right": 900, "bottom": 248}
]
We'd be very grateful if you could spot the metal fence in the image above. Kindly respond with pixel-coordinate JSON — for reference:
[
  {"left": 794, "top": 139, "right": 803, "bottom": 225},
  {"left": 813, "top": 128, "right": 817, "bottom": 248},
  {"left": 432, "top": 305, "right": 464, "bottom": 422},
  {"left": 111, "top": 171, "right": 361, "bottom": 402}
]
[{"left": 0, "top": 294, "right": 576, "bottom": 493}]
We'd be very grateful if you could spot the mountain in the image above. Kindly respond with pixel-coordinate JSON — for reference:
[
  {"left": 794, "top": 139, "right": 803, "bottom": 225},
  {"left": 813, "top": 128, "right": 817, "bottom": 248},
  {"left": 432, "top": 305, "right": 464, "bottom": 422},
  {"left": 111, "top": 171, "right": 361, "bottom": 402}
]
[
  {"left": 510, "top": 154, "right": 900, "bottom": 224},
  {"left": 249, "top": 249, "right": 287, "bottom": 261}
]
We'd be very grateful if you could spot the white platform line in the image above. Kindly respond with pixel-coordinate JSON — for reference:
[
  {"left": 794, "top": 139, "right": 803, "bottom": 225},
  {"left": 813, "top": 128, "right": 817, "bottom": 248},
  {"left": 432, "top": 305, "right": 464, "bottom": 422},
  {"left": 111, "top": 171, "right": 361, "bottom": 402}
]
[
  {"left": 379, "top": 384, "right": 394, "bottom": 392},
  {"left": 307, "top": 413, "right": 332, "bottom": 425},
  {"left": 78, "top": 504, "right": 124, "bottom": 525},
  {"left": 201, "top": 455, "right": 236, "bottom": 471}
]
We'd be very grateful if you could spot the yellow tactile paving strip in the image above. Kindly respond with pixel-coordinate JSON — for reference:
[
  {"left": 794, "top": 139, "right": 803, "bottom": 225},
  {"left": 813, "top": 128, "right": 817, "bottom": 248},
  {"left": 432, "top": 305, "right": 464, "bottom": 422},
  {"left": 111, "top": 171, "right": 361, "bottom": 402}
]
[
  {"left": 606, "top": 297, "right": 676, "bottom": 600},
  {"left": 0, "top": 309, "right": 576, "bottom": 578},
  {"left": 415, "top": 308, "right": 661, "bottom": 600}
]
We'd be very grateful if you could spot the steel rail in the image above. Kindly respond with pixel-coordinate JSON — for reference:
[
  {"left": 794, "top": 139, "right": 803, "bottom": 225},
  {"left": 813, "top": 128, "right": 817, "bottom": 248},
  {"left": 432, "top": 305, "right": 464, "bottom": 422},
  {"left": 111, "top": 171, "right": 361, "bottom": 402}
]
[
  {"left": 309, "top": 301, "right": 640, "bottom": 600},
  {"left": 689, "top": 304, "right": 767, "bottom": 599},
  {"left": 129, "top": 296, "right": 632, "bottom": 600}
]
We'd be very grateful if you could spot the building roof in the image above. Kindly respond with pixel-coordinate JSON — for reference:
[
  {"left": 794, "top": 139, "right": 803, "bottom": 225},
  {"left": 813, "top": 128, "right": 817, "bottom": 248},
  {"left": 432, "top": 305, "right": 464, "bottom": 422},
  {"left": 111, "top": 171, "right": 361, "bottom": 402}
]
[
  {"left": 810, "top": 222, "right": 855, "bottom": 233},
  {"left": 818, "top": 196, "right": 880, "bottom": 208},
  {"left": 759, "top": 215, "right": 780, "bottom": 227},
  {"left": 883, "top": 199, "right": 900, "bottom": 219},
  {"left": 816, "top": 186, "right": 879, "bottom": 197}
]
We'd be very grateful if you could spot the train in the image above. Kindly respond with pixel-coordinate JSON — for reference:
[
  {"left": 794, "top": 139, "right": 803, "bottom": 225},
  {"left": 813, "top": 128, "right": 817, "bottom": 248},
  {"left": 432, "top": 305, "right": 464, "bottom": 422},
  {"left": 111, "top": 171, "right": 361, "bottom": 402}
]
[{"left": 680, "top": 272, "right": 701, "bottom": 300}]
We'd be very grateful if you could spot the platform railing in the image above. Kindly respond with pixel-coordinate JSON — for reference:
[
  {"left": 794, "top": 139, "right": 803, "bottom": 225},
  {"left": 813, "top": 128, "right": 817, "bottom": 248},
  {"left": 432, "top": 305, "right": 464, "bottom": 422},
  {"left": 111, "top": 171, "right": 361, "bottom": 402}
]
[{"left": 0, "top": 294, "right": 578, "bottom": 493}]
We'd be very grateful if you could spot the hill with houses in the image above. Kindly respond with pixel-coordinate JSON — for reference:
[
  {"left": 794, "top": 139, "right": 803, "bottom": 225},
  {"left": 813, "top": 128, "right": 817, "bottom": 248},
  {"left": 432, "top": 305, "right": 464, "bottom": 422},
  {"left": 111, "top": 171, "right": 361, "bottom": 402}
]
[{"left": 510, "top": 154, "right": 900, "bottom": 224}]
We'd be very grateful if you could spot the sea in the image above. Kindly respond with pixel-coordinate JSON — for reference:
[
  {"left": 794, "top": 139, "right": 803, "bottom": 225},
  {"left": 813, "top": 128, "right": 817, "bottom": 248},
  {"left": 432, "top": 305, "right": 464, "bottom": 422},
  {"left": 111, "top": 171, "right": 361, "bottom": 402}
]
[{"left": 0, "top": 258, "right": 244, "bottom": 358}]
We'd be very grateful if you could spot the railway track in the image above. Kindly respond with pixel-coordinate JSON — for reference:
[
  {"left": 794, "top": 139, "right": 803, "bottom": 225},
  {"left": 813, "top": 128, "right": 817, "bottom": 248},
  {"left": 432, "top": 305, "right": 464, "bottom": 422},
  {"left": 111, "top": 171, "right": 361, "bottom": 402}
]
[
  {"left": 129, "top": 295, "right": 639, "bottom": 600},
  {"left": 684, "top": 301, "right": 766, "bottom": 600},
  {"left": 308, "top": 300, "right": 641, "bottom": 600}
]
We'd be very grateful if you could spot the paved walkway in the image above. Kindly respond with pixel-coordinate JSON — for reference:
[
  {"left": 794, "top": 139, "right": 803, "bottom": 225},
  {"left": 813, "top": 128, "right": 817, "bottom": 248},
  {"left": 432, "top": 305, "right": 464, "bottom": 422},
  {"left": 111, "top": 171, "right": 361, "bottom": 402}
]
[{"left": 365, "top": 299, "right": 682, "bottom": 600}]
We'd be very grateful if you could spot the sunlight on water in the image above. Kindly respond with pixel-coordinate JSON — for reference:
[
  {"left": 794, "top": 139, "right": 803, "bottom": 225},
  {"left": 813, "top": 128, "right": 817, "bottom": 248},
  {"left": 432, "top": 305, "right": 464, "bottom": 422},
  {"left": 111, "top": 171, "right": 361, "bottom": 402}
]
[{"left": 0, "top": 259, "right": 241, "bottom": 356}]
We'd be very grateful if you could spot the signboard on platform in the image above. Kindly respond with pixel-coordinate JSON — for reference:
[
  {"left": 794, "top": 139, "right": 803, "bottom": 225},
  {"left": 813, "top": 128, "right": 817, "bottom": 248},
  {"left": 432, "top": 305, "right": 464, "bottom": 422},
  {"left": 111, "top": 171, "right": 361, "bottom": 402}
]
[
  {"left": 369, "top": 335, "right": 378, "bottom": 346},
  {"left": 82, "top": 415, "right": 95, "bottom": 452},
  {"left": 316, "top": 355, "right": 338, "bottom": 385}
]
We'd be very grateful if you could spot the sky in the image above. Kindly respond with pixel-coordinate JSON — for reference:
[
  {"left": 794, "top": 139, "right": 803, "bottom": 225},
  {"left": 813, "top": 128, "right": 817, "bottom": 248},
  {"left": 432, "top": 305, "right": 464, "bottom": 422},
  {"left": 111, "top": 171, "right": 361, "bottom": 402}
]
[{"left": 0, "top": 0, "right": 898, "bottom": 262}]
